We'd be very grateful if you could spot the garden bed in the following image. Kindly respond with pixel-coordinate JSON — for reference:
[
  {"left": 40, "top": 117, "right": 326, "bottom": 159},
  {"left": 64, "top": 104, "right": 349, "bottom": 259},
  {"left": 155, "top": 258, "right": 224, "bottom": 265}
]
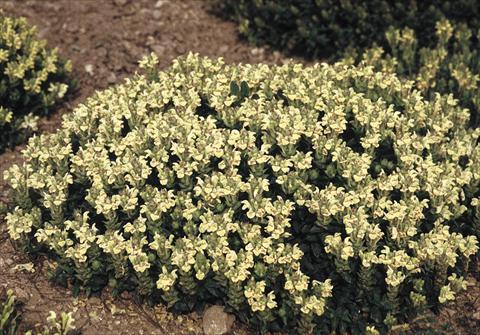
[{"left": 0, "top": 1, "right": 479, "bottom": 334}]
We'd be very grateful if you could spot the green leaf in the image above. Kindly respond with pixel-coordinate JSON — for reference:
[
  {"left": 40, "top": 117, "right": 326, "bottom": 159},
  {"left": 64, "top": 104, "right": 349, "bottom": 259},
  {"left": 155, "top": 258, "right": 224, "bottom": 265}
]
[
  {"left": 72, "top": 283, "right": 80, "bottom": 297},
  {"left": 240, "top": 81, "right": 250, "bottom": 97},
  {"left": 230, "top": 81, "right": 239, "bottom": 96}
]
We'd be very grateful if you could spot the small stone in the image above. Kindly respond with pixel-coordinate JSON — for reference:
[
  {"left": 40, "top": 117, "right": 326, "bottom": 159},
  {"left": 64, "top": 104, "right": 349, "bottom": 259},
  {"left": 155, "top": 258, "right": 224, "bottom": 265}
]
[
  {"left": 473, "top": 310, "right": 480, "bottom": 320},
  {"left": 151, "top": 44, "right": 166, "bottom": 55},
  {"left": 123, "top": 41, "right": 133, "bottom": 52},
  {"left": 114, "top": 0, "right": 129, "bottom": 6},
  {"left": 467, "top": 277, "right": 477, "bottom": 286},
  {"left": 155, "top": 0, "right": 167, "bottom": 8},
  {"left": 38, "top": 27, "right": 50, "bottom": 39},
  {"left": 107, "top": 72, "right": 117, "bottom": 84},
  {"left": 88, "top": 296, "right": 102, "bottom": 305},
  {"left": 97, "top": 47, "right": 108, "bottom": 58},
  {"left": 85, "top": 64, "right": 94, "bottom": 76},
  {"left": 65, "top": 23, "right": 79, "bottom": 33},
  {"left": 250, "top": 47, "right": 265, "bottom": 56},
  {"left": 175, "top": 45, "right": 186, "bottom": 54},
  {"left": 202, "top": 305, "right": 235, "bottom": 335},
  {"left": 152, "top": 10, "right": 161, "bottom": 20},
  {"left": 146, "top": 35, "right": 155, "bottom": 45},
  {"left": 44, "top": 2, "right": 62, "bottom": 11},
  {"left": 13, "top": 287, "right": 29, "bottom": 301},
  {"left": 219, "top": 45, "right": 229, "bottom": 53},
  {"left": 113, "top": 61, "right": 123, "bottom": 71}
]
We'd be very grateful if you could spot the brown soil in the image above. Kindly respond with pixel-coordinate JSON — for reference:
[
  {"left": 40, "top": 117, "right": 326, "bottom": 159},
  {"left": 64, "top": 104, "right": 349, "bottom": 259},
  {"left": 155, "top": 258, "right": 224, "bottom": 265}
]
[{"left": 0, "top": 1, "right": 479, "bottom": 334}]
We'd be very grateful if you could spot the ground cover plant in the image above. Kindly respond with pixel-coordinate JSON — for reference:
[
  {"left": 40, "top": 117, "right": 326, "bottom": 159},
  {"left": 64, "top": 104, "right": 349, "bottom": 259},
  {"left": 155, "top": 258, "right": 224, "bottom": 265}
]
[
  {"left": 3, "top": 52, "right": 480, "bottom": 334},
  {"left": 0, "top": 289, "right": 75, "bottom": 335},
  {"left": 218, "top": 0, "right": 480, "bottom": 59},
  {"left": 342, "top": 20, "right": 480, "bottom": 254},
  {"left": 0, "top": 11, "right": 71, "bottom": 153},
  {"left": 345, "top": 19, "right": 480, "bottom": 129}
]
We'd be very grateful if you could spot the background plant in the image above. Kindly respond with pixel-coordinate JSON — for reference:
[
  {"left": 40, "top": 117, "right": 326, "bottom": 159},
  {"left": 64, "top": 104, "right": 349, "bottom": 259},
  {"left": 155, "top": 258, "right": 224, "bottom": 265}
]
[
  {"left": 0, "top": 289, "right": 75, "bottom": 335},
  {"left": 3, "top": 53, "right": 480, "bottom": 334},
  {"left": 216, "top": 0, "right": 480, "bottom": 59},
  {"left": 0, "top": 11, "right": 72, "bottom": 153}
]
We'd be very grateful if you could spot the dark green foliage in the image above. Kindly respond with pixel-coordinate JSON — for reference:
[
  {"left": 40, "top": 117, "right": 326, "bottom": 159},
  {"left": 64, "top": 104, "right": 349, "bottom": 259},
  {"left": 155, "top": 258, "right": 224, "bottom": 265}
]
[{"left": 217, "top": 0, "right": 480, "bottom": 59}]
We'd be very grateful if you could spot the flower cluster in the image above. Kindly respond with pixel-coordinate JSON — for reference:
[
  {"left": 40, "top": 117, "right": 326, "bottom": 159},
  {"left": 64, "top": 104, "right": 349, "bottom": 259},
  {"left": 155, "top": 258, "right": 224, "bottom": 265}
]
[
  {"left": 4, "top": 53, "right": 480, "bottom": 334},
  {"left": 346, "top": 19, "right": 480, "bottom": 129},
  {"left": 0, "top": 11, "right": 71, "bottom": 152}
]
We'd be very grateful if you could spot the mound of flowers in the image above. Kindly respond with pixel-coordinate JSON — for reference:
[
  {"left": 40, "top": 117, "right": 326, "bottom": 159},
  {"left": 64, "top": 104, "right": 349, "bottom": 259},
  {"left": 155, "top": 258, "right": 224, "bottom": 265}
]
[
  {"left": 0, "top": 11, "right": 72, "bottom": 152},
  {"left": 3, "top": 53, "right": 480, "bottom": 334}
]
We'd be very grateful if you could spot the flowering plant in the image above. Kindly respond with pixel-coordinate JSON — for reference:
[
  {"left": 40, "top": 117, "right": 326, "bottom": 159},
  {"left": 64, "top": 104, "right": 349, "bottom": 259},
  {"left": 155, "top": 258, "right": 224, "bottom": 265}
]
[
  {"left": 4, "top": 53, "right": 479, "bottom": 334},
  {"left": 345, "top": 19, "right": 480, "bottom": 129},
  {"left": 0, "top": 289, "right": 75, "bottom": 335},
  {"left": 0, "top": 11, "right": 72, "bottom": 152}
]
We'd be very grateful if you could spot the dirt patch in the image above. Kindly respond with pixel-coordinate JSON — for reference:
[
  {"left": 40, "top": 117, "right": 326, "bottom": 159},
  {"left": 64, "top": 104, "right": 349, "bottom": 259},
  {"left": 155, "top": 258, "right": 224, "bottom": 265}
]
[
  {"left": 0, "top": 1, "right": 479, "bottom": 334},
  {"left": 0, "top": 226, "right": 202, "bottom": 335}
]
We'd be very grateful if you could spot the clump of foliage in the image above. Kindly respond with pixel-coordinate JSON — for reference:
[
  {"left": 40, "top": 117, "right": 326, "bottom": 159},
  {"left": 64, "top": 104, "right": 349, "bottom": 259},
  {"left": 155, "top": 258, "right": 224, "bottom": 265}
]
[
  {"left": 217, "top": 0, "right": 480, "bottom": 59},
  {"left": 3, "top": 53, "right": 480, "bottom": 334},
  {"left": 0, "top": 11, "right": 72, "bottom": 152},
  {"left": 345, "top": 19, "right": 480, "bottom": 128},
  {"left": 0, "top": 289, "right": 75, "bottom": 335},
  {"left": 343, "top": 20, "right": 480, "bottom": 250}
]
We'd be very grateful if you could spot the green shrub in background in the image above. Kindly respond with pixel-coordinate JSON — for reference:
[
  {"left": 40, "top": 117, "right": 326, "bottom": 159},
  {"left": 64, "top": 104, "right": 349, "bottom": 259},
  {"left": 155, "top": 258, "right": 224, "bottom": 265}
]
[
  {"left": 218, "top": 0, "right": 480, "bottom": 59},
  {"left": 0, "top": 289, "right": 75, "bottom": 335},
  {"left": 3, "top": 53, "right": 480, "bottom": 334},
  {"left": 0, "top": 11, "right": 72, "bottom": 153}
]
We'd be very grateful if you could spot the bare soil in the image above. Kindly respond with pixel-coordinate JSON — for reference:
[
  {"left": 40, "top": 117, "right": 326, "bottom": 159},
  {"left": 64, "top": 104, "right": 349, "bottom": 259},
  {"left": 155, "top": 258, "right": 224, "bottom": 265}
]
[{"left": 0, "top": 1, "right": 479, "bottom": 334}]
